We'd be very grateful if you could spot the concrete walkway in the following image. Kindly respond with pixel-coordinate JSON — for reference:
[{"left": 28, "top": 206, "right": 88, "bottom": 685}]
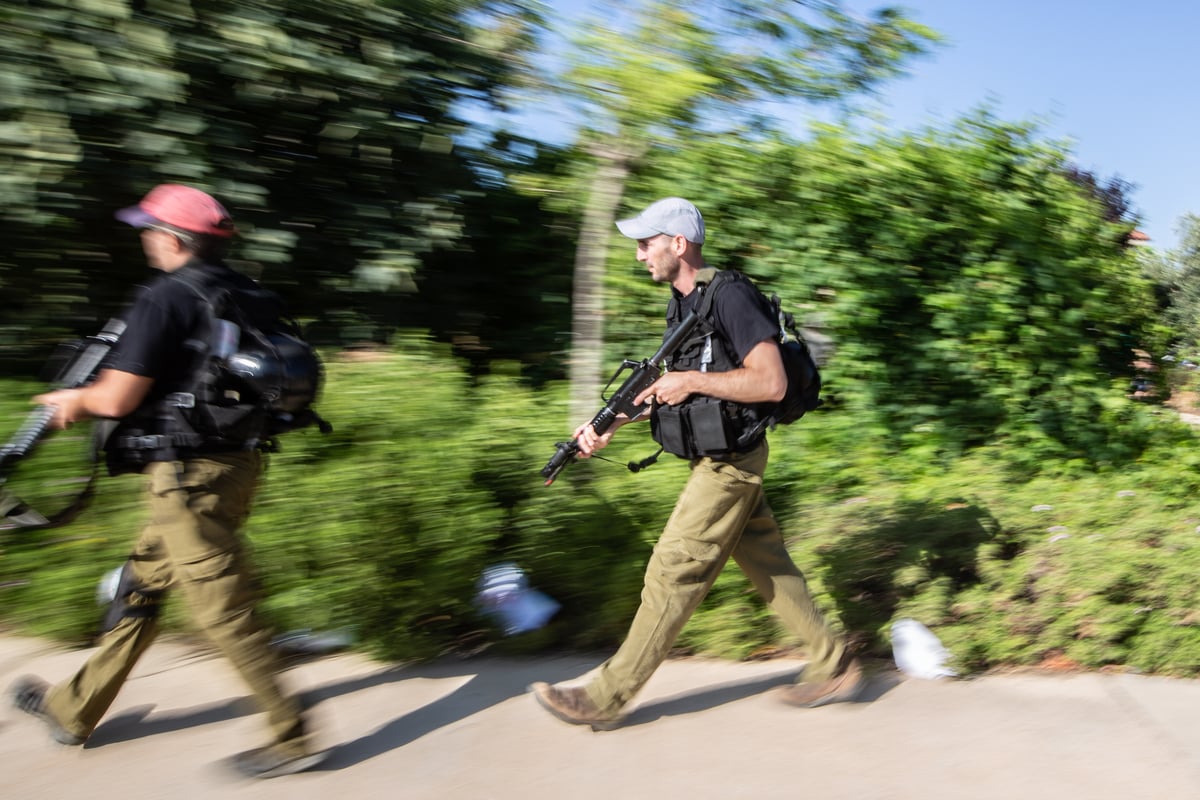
[{"left": 2, "top": 632, "right": 1200, "bottom": 799}]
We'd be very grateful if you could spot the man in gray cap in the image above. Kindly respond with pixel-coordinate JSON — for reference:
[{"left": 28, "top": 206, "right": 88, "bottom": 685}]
[{"left": 528, "top": 197, "right": 862, "bottom": 730}]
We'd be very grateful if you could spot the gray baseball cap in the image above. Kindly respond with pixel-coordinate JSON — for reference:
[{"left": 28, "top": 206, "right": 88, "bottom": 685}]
[{"left": 615, "top": 197, "right": 705, "bottom": 244}]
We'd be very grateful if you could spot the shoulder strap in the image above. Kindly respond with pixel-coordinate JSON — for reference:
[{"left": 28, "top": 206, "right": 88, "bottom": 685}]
[
  {"left": 695, "top": 268, "right": 742, "bottom": 322},
  {"left": 168, "top": 263, "right": 235, "bottom": 322}
]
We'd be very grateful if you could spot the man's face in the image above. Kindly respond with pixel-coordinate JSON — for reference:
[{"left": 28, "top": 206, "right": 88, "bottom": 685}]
[
  {"left": 139, "top": 228, "right": 189, "bottom": 272},
  {"left": 636, "top": 233, "right": 682, "bottom": 283}
]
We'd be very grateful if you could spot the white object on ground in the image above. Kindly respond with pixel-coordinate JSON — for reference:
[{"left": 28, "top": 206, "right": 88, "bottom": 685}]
[
  {"left": 891, "top": 618, "right": 958, "bottom": 679},
  {"left": 475, "top": 562, "right": 560, "bottom": 635}
]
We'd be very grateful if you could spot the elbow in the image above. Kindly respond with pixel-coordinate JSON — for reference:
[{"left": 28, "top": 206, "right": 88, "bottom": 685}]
[
  {"left": 84, "top": 372, "right": 152, "bottom": 419},
  {"left": 89, "top": 398, "right": 136, "bottom": 419},
  {"left": 757, "top": 369, "right": 787, "bottom": 404},
  {"left": 87, "top": 390, "right": 142, "bottom": 419}
]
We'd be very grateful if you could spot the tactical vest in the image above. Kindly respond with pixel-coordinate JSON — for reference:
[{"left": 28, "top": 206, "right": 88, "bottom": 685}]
[
  {"left": 650, "top": 269, "right": 769, "bottom": 459},
  {"left": 102, "top": 263, "right": 326, "bottom": 474}
]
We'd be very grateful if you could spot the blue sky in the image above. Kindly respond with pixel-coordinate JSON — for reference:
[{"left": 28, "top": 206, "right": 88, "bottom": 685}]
[
  {"left": 503, "top": 0, "right": 1196, "bottom": 251},
  {"left": 865, "top": 0, "right": 1198, "bottom": 250}
]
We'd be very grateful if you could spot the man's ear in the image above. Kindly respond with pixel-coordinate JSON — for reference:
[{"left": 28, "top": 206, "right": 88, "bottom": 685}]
[{"left": 671, "top": 234, "right": 689, "bottom": 255}]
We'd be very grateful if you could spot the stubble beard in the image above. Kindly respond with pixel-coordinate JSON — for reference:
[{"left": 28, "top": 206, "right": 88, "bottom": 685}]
[{"left": 651, "top": 255, "right": 681, "bottom": 284}]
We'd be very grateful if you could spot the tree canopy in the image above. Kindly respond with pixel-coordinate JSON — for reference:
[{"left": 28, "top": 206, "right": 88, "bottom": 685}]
[
  {"left": 612, "top": 113, "right": 1160, "bottom": 463},
  {"left": 546, "top": 0, "right": 941, "bottom": 421},
  {"left": 1, "top": 0, "right": 543, "bottom": 358}
]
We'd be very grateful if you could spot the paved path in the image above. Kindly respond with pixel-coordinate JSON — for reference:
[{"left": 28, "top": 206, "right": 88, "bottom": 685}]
[{"left": 3, "top": 633, "right": 1200, "bottom": 799}]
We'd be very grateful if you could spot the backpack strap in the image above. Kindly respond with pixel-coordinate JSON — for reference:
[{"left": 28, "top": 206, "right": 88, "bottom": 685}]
[
  {"left": 156, "top": 264, "right": 271, "bottom": 454},
  {"left": 693, "top": 267, "right": 723, "bottom": 320},
  {"left": 168, "top": 263, "right": 237, "bottom": 333}
]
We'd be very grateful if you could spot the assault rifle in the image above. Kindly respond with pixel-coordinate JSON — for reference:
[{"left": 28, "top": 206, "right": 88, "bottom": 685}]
[
  {"left": 0, "top": 318, "right": 125, "bottom": 528},
  {"left": 541, "top": 311, "right": 700, "bottom": 486}
]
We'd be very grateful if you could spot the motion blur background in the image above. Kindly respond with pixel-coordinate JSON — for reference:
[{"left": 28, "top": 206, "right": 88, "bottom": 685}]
[{"left": 4, "top": 0, "right": 1200, "bottom": 677}]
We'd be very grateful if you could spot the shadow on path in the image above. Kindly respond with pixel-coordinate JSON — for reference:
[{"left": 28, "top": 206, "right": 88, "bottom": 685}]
[
  {"left": 84, "top": 654, "right": 902, "bottom": 766},
  {"left": 85, "top": 656, "right": 597, "bottom": 760},
  {"left": 621, "top": 662, "right": 902, "bottom": 728}
]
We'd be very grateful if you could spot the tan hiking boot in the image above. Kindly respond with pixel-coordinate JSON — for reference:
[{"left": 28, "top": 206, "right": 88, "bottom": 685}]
[
  {"left": 777, "top": 657, "right": 865, "bottom": 708},
  {"left": 528, "top": 682, "right": 622, "bottom": 731}
]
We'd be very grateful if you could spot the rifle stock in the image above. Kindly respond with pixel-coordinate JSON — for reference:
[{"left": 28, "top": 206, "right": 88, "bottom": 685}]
[{"left": 541, "top": 311, "right": 700, "bottom": 485}]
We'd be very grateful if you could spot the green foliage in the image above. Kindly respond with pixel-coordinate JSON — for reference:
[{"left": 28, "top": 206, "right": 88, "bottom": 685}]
[
  {"left": 6, "top": 342, "right": 1200, "bottom": 676},
  {"left": 620, "top": 113, "right": 1164, "bottom": 466},
  {"left": 0, "top": 0, "right": 544, "bottom": 361},
  {"left": 0, "top": 343, "right": 686, "bottom": 658},
  {"left": 560, "top": 0, "right": 940, "bottom": 140},
  {"left": 549, "top": 0, "right": 939, "bottom": 418},
  {"left": 1142, "top": 213, "right": 1200, "bottom": 360},
  {"left": 409, "top": 134, "right": 579, "bottom": 386}
]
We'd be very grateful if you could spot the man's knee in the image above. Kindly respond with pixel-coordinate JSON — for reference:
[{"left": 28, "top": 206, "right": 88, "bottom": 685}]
[{"left": 652, "top": 537, "right": 725, "bottom": 586}]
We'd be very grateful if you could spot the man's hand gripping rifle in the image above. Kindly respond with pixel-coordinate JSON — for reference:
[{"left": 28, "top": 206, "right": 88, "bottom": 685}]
[
  {"left": 541, "top": 311, "right": 700, "bottom": 486},
  {"left": 0, "top": 318, "right": 125, "bottom": 527}
]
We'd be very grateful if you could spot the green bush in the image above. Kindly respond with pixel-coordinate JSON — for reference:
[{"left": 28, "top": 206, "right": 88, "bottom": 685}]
[{"left": 6, "top": 336, "right": 1200, "bottom": 677}]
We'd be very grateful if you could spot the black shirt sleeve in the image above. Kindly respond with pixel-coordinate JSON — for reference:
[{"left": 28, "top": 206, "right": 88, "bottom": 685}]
[
  {"left": 108, "top": 276, "right": 199, "bottom": 382},
  {"left": 710, "top": 279, "right": 780, "bottom": 363}
]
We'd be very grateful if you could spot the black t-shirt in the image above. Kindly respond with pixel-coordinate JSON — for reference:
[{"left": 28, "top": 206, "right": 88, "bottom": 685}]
[
  {"left": 109, "top": 260, "right": 247, "bottom": 402},
  {"left": 673, "top": 276, "right": 778, "bottom": 364}
]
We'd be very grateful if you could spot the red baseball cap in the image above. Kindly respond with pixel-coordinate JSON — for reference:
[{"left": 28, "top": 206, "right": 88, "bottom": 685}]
[{"left": 116, "top": 184, "right": 236, "bottom": 237}]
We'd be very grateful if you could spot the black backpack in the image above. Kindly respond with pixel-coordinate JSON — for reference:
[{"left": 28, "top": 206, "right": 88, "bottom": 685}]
[
  {"left": 103, "top": 264, "right": 329, "bottom": 471},
  {"left": 763, "top": 292, "right": 823, "bottom": 425},
  {"left": 696, "top": 269, "right": 823, "bottom": 429},
  {"left": 173, "top": 264, "right": 330, "bottom": 441}
]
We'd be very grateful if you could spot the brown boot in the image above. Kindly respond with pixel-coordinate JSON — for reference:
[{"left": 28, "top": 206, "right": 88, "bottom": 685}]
[
  {"left": 777, "top": 657, "right": 865, "bottom": 708},
  {"left": 528, "top": 682, "right": 622, "bottom": 731}
]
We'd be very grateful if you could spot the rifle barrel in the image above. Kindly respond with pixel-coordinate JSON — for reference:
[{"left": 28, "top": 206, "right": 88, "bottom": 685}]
[
  {"left": 0, "top": 317, "right": 125, "bottom": 479},
  {"left": 649, "top": 311, "right": 700, "bottom": 366}
]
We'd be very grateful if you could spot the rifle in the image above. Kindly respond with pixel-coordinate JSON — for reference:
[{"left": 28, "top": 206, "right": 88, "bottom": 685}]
[
  {"left": 0, "top": 318, "right": 125, "bottom": 528},
  {"left": 541, "top": 310, "right": 701, "bottom": 486}
]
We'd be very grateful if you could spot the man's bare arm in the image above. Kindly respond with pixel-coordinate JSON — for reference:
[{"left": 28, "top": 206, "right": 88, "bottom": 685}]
[
  {"left": 635, "top": 339, "right": 786, "bottom": 408},
  {"left": 34, "top": 369, "right": 154, "bottom": 429}
]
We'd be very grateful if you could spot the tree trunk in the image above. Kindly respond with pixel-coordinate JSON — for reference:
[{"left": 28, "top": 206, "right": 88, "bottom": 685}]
[{"left": 567, "top": 146, "right": 631, "bottom": 426}]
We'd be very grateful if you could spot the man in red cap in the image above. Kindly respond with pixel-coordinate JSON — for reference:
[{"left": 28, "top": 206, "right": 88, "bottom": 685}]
[{"left": 8, "top": 184, "right": 326, "bottom": 778}]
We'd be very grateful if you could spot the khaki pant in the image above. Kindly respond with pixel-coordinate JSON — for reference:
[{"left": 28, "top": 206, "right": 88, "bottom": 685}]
[
  {"left": 45, "top": 452, "right": 305, "bottom": 749},
  {"left": 586, "top": 439, "right": 845, "bottom": 716}
]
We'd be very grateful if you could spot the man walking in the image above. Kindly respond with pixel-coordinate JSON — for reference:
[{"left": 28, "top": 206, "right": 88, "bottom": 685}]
[
  {"left": 9, "top": 184, "right": 326, "bottom": 778},
  {"left": 529, "top": 197, "right": 863, "bottom": 730}
]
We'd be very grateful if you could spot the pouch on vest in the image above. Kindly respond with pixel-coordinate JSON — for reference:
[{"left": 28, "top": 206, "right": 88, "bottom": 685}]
[
  {"left": 651, "top": 404, "right": 688, "bottom": 457},
  {"left": 652, "top": 397, "right": 741, "bottom": 459}
]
